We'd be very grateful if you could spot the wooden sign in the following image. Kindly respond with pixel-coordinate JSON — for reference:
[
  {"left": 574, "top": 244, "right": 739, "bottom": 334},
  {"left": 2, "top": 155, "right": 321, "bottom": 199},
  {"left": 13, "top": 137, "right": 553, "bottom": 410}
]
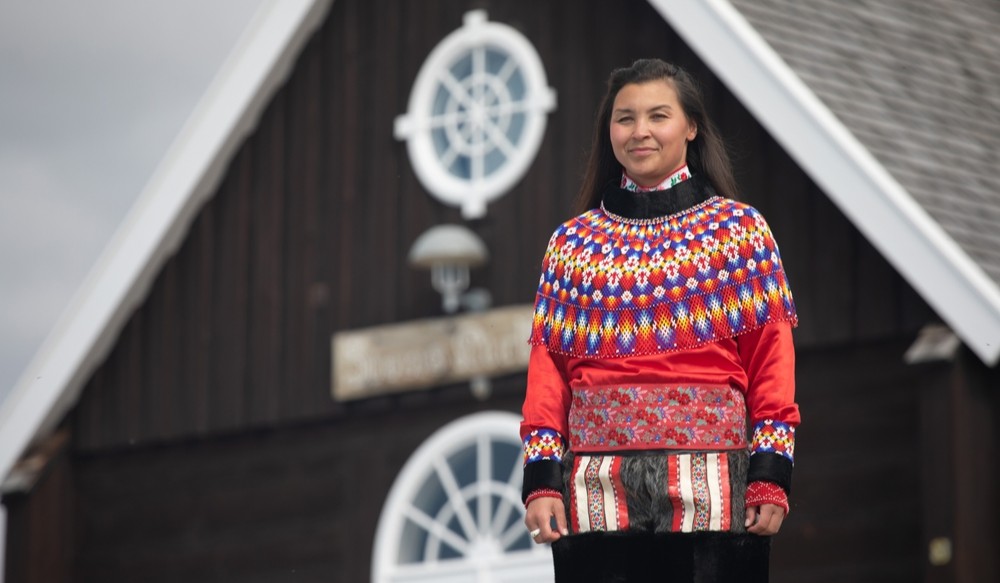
[{"left": 332, "top": 304, "right": 534, "bottom": 400}]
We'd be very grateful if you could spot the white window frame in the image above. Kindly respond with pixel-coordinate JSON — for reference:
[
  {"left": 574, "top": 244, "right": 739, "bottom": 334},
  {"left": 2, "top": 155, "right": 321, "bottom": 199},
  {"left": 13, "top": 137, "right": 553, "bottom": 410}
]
[
  {"left": 394, "top": 10, "right": 557, "bottom": 219},
  {"left": 371, "top": 411, "right": 554, "bottom": 583}
]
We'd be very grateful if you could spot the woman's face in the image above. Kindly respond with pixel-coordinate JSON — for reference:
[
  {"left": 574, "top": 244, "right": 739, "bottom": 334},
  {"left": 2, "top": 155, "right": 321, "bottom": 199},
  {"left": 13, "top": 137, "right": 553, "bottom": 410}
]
[{"left": 610, "top": 80, "right": 697, "bottom": 187}]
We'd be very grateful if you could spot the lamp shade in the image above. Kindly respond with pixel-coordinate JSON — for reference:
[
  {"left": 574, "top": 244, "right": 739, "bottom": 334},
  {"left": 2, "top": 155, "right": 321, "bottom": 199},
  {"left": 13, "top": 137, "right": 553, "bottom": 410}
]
[{"left": 407, "top": 225, "right": 489, "bottom": 269}]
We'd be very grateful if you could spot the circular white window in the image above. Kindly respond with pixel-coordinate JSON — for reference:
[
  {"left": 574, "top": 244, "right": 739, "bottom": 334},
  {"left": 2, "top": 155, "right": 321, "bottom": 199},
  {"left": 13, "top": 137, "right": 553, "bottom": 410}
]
[
  {"left": 372, "top": 411, "right": 553, "bottom": 582},
  {"left": 394, "top": 10, "right": 557, "bottom": 219}
]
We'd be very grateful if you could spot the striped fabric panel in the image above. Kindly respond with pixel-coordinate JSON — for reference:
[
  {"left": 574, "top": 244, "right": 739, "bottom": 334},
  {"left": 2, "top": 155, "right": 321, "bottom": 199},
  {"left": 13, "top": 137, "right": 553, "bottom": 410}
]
[
  {"left": 607, "top": 456, "right": 628, "bottom": 531},
  {"left": 718, "top": 453, "right": 732, "bottom": 531},
  {"left": 584, "top": 457, "right": 606, "bottom": 531},
  {"left": 678, "top": 455, "right": 697, "bottom": 531},
  {"left": 570, "top": 455, "right": 629, "bottom": 533},
  {"left": 668, "top": 453, "right": 731, "bottom": 532},
  {"left": 570, "top": 455, "right": 585, "bottom": 533},
  {"left": 691, "top": 454, "right": 711, "bottom": 530},
  {"left": 668, "top": 455, "right": 684, "bottom": 532}
]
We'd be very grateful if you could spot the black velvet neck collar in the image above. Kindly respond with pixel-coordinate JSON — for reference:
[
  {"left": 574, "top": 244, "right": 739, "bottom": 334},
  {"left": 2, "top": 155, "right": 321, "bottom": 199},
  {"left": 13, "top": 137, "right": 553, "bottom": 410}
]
[{"left": 601, "top": 175, "right": 715, "bottom": 220}]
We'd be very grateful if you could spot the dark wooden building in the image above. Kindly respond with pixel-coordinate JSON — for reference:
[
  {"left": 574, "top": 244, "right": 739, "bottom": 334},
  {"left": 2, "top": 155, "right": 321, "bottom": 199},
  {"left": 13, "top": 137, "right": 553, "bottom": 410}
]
[{"left": 2, "top": 1, "right": 999, "bottom": 582}]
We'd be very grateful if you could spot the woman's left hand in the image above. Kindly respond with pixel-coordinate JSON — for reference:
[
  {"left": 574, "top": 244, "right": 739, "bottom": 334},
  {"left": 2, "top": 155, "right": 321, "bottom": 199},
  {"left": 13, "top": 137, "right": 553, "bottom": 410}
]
[
  {"left": 745, "top": 503, "right": 785, "bottom": 535},
  {"left": 525, "top": 497, "right": 568, "bottom": 543}
]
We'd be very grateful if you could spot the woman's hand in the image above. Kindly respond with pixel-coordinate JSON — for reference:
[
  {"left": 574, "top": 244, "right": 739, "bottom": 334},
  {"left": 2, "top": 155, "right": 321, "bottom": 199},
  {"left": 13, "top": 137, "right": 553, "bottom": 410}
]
[
  {"left": 524, "top": 497, "right": 568, "bottom": 543},
  {"left": 745, "top": 503, "right": 785, "bottom": 535}
]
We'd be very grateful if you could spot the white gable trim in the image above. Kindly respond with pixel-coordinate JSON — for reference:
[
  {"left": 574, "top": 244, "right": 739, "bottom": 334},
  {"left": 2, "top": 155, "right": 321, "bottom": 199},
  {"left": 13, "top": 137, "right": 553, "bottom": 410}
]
[
  {"left": 0, "top": 0, "right": 333, "bottom": 486},
  {"left": 649, "top": 0, "right": 1000, "bottom": 365}
]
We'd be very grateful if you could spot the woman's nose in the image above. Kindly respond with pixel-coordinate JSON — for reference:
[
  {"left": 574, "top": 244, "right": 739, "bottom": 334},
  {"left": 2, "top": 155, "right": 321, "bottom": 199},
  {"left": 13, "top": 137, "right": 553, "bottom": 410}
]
[{"left": 633, "top": 118, "right": 650, "bottom": 137}]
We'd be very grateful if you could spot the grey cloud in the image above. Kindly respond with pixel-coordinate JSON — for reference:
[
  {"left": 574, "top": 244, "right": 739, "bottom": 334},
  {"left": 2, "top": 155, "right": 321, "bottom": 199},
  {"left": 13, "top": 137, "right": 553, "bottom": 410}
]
[{"left": 0, "top": 0, "right": 265, "bottom": 402}]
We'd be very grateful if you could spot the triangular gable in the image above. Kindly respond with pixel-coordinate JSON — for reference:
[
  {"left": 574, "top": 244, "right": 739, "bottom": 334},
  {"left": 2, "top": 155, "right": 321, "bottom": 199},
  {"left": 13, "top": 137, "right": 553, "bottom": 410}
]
[
  {"left": 0, "top": 0, "right": 332, "bottom": 486},
  {"left": 648, "top": 0, "right": 1000, "bottom": 365}
]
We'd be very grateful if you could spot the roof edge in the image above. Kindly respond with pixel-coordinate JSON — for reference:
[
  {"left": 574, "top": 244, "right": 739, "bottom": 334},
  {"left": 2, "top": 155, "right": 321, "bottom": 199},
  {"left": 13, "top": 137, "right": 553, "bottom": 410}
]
[
  {"left": 649, "top": 0, "right": 1000, "bottom": 365},
  {"left": 0, "top": 0, "right": 334, "bottom": 484}
]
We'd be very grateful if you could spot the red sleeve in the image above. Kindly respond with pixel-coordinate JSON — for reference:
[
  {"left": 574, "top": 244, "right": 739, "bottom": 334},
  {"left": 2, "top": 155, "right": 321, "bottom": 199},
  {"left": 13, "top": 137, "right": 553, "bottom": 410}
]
[
  {"left": 519, "top": 345, "right": 572, "bottom": 440},
  {"left": 737, "top": 321, "right": 800, "bottom": 428}
]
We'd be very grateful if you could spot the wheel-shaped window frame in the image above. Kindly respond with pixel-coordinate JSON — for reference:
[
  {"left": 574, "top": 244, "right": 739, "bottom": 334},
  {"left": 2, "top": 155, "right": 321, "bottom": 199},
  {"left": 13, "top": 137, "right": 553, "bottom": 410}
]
[
  {"left": 394, "top": 10, "right": 557, "bottom": 219},
  {"left": 371, "top": 411, "right": 553, "bottom": 582}
]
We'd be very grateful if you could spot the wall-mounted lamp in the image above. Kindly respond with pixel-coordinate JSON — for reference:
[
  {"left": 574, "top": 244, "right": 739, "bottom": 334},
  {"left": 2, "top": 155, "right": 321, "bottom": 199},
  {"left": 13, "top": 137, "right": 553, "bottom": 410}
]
[{"left": 408, "top": 225, "right": 489, "bottom": 314}]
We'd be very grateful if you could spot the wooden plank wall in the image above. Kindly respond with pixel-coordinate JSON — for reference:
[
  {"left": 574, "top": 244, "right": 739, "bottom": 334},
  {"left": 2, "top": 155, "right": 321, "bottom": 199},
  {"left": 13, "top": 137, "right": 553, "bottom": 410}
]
[
  {"left": 775, "top": 339, "right": 931, "bottom": 583},
  {"left": 2, "top": 448, "right": 75, "bottom": 583},
  {"left": 68, "top": 379, "right": 526, "bottom": 583},
  {"left": 69, "top": 0, "right": 935, "bottom": 452},
  {"left": 920, "top": 350, "right": 1000, "bottom": 583}
]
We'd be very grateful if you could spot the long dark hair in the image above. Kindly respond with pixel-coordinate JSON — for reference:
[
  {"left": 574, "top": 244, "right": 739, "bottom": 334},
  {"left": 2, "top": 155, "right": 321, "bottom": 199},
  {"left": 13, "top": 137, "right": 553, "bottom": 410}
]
[{"left": 575, "top": 59, "right": 738, "bottom": 212}]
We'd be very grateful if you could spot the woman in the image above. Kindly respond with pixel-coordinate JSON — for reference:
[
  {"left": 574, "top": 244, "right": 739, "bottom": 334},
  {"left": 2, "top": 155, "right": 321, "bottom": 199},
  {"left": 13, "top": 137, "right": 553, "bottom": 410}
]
[{"left": 520, "top": 59, "right": 799, "bottom": 582}]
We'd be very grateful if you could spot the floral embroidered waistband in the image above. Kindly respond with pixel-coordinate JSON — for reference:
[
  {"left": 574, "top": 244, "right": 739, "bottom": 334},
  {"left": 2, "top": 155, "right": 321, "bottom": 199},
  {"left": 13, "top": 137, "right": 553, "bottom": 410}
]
[{"left": 568, "top": 385, "right": 747, "bottom": 452}]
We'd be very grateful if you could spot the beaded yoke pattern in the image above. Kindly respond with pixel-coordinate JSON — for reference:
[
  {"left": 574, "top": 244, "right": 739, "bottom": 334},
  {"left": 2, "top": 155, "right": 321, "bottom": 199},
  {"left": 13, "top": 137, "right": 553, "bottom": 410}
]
[{"left": 529, "top": 197, "right": 797, "bottom": 357}]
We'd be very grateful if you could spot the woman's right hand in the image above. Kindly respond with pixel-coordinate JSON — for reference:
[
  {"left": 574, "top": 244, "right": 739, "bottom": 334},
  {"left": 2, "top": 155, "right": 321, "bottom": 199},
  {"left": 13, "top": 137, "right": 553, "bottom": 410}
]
[{"left": 524, "top": 497, "right": 568, "bottom": 543}]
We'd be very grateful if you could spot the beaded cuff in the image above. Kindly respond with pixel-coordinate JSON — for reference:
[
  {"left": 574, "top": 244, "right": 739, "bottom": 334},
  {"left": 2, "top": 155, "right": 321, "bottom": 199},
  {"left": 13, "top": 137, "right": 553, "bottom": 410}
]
[
  {"left": 746, "top": 480, "right": 789, "bottom": 514},
  {"left": 746, "top": 482, "right": 788, "bottom": 516},
  {"left": 524, "top": 488, "right": 563, "bottom": 508},
  {"left": 523, "top": 428, "right": 566, "bottom": 466},
  {"left": 750, "top": 419, "right": 795, "bottom": 463}
]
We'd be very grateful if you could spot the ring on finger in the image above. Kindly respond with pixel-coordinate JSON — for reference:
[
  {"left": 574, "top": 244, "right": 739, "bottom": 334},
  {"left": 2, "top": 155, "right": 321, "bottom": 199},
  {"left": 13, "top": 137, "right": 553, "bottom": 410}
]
[{"left": 529, "top": 528, "right": 541, "bottom": 539}]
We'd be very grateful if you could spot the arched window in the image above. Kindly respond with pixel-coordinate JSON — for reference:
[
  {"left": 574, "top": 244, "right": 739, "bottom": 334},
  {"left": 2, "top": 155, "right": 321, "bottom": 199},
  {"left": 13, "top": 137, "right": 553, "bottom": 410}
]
[{"left": 372, "top": 411, "right": 553, "bottom": 582}]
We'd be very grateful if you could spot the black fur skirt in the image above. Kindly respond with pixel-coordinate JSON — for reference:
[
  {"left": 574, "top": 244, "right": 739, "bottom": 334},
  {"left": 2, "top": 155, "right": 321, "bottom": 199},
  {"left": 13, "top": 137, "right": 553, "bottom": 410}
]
[{"left": 552, "top": 530, "right": 770, "bottom": 583}]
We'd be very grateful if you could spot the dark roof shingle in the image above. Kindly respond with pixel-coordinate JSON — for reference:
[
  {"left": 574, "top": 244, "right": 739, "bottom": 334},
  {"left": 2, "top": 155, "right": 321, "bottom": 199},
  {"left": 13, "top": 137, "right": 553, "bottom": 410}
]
[{"left": 730, "top": 0, "right": 1000, "bottom": 283}]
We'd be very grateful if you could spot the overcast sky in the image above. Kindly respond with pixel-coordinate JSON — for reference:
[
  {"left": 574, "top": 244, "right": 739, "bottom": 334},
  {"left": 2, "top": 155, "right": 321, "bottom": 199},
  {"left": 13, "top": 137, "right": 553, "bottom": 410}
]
[{"left": 0, "top": 1, "right": 266, "bottom": 406}]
